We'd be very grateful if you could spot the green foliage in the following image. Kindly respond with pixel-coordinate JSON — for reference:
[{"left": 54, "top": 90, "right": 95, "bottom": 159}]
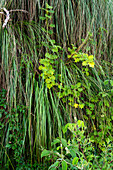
[
  {"left": 0, "top": 1, "right": 113, "bottom": 170},
  {"left": 41, "top": 121, "right": 113, "bottom": 169},
  {"left": 67, "top": 42, "right": 95, "bottom": 68},
  {"left": 0, "top": 89, "right": 26, "bottom": 169}
]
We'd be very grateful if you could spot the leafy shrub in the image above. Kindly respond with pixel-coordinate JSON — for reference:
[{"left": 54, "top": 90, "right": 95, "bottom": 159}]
[
  {"left": 41, "top": 120, "right": 113, "bottom": 170},
  {"left": 0, "top": 89, "right": 26, "bottom": 169}
]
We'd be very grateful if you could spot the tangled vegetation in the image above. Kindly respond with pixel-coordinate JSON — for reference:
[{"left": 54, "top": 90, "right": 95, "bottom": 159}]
[{"left": 0, "top": 0, "right": 113, "bottom": 169}]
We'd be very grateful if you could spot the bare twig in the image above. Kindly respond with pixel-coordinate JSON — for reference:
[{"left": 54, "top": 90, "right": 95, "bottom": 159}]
[
  {"left": 0, "top": 8, "right": 29, "bottom": 29},
  {"left": 2, "top": 8, "right": 10, "bottom": 29},
  {"left": 9, "top": 9, "right": 29, "bottom": 13}
]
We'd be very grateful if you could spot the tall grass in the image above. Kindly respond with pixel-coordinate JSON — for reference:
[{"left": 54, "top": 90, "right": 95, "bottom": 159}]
[
  {"left": 0, "top": 0, "right": 113, "bottom": 168},
  {"left": 0, "top": 23, "right": 66, "bottom": 167},
  {"left": 1, "top": 0, "right": 112, "bottom": 59}
]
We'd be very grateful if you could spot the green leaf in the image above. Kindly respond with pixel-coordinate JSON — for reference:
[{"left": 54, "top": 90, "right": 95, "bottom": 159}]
[
  {"left": 48, "top": 30, "right": 53, "bottom": 34},
  {"left": 52, "top": 48, "right": 58, "bottom": 53},
  {"left": 76, "top": 82, "right": 81, "bottom": 88},
  {"left": 72, "top": 157, "right": 79, "bottom": 165},
  {"left": 39, "top": 16, "right": 46, "bottom": 20},
  {"left": 110, "top": 80, "right": 113, "bottom": 86},
  {"left": 5, "top": 144, "right": 11, "bottom": 148},
  {"left": 49, "top": 24, "right": 55, "bottom": 28},
  {"left": 48, "top": 10, "right": 54, "bottom": 14},
  {"left": 86, "top": 109, "right": 92, "bottom": 115},
  {"left": 62, "top": 160, "right": 67, "bottom": 170},
  {"left": 79, "top": 103, "right": 85, "bottom": 109},
  {"left": 41, "top": 27, "right": 47, "bottom": 32},
  {"left": 74, "top": 58, "right": 80, "bottom": 62},
  {"left": 52, "top": 55, "right": 58, "bottom": 59},
  {"left": 56, "top": 45, "right": 62, "bottom": 49},
  {"left": 49, "top": 161, "right": 59, "bottom": 169},
  {"left": 78, "top": 88, "right": 83, "bottom": 92},
  {"left": 62, "top": 124, "right": 68, "bottom": 134},
  {"left": 104, "top": 80, "right": 109, "bottom": 85},
  {"left": 61, "top": 138, "right": 67, "bottom": 147},
  {"left": 77, "top": 120, "right": 84, "bottom": 128},
  {"left": 102, "top": 93, "right": 108, "bottom": 97},
  {"left": 104, "top": 99, "right": 109, "bottom": 107},
  {"left": 111, "top": 89, "right": 113, "bottom": 94},
  {"left": 45, "top": 14, "right": 52, "bottom": 19},
  {"left": 51, "top": 138, "right": 60, "bottom": 146},
  {"left": 49, "top": 39, "right": 55, "bottom": 44},
  {"left": 45, "top": 53, "right": 51, "bottom": 58},
  {"left": 82, "top": 61, "right": 88, "bottom": 66},
  {"left": 70, "top": 149, "right": 78, "bottom": 158},
  {"left": 83, "top": 115, "right": 88, "bottom": 120},
  {"left": 67, "top": 55, "right": 71, "bottom": 58},
  {"left": 46, "top": 3, "right": 53, "bottom": 9},
  {"left": 41, "top": 149, "right": 50, "bottom": 158}
]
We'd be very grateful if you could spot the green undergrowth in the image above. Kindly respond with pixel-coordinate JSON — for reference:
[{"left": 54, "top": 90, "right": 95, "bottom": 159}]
[
  {"left": 41, "top": 121, "right": 113, "bottom": 169},
  {"left": 0, "top": 2, "right": 113, "bottom": 170}
]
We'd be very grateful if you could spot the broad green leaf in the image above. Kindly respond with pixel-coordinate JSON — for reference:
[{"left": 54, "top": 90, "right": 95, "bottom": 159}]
[
  {"left": 110, "top": 80, "right": 113, "bottom": 86},
  {"left": 86, "top": 109, "right": 92, "bottom": 115},
  {"left": 72, "top": 157, "right": 79, "bottom": 165},
  {"left": 68, "top": 47, "right": 72, "bottom": 52},
  {"left": 49, "top": 24, "right": 55, "bottom": 28},
  {"left": 77, "top": 120, "right": 84, "bottom": 128},
  {"left": 88, "top": 62, "right": 94, "bottom": 68},
  {"left": 49, "top": 161, "right": 59, "bottom": 169},
  {"left": 52, "top": 48, "right": 58, "bottom": 53},
  {"left": 5, "top": 144, "right": 11, "bottom": 148},
  {"left": 56, "top": 45, "right": 62, "bottom": 49},
  {"left": 102, "top": 93, "right": 108, "bottom": 97},
  {"left": 67, "top": 55, "right": 71, "bottom": 58},
  {"left": 45, "top": 53, "right": 51, "bottom": 58},
  {"left": 39, "top": 16, "right": 46, "bottom": 20},
  {"left": 61, "top": 138, "right": 67, "bottom": 147},
  {"left": 51, "top": 138, "right": 60, "bottom": 146},
  {"left": 46, "top": 3, "right": 53, "bottom": 9},
  {"left": 45, "top": 79, "right": 51, "bottom": 84},
  {"left": 74, "top": 103, "right": 79, "bottom": 108},
  {"left": 79, "top": 103, "right": 85, "bottom": 109},
  {"left": 104, "top": 80, "right": 109, "bottom": 85},
  {"left": 62, "top": 160, "right": 67, "bottom": 170},
  {"left": 74, "top": 58, "right": 80, "bottom": 62},
  {"left": 49, "top": 39, "right": 55, "bottom": 44},
  {"left": 45, "top": 14, "right": 52, "bottom": 19},
  {"left": 48, "top": 10, "right": 54, "bottom": 14},
  {"left": 62, "top": 124, "right": 68, "bottom": 134},
  {"left": 104, "top": 99, "right": 109, "bottom": 107},
  {"left": 70, "top": 149, "right": 78, "bottom": 158},
  {"left": 41, "top": 149, "right": 50, "bottom": 158},
  {"left": 76, "top": 82, "right": 81, "bottom": 88},
  {"left": 82, "top": 61, "right": 87, "bottom": 66},
  {"left": 78, "top": 88, "right": 83, "bottom": 92},
  {"left": 48, "top": 30, "right": 53, "bottom": 34},
  {"left": 40, "top": 8, "right": 47, "bottom": 11},
  {"left": 52, "top": 55, "right": 58, "bottom": 59},
  {"left": 111, "top": 89, "right": 113, "bottom": 93}
]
